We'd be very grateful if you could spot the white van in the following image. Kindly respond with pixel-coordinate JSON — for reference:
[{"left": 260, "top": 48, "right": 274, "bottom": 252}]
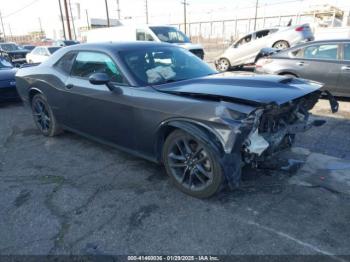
[{"left": 86, "top": 25, "right": 205, "bottom": 59}]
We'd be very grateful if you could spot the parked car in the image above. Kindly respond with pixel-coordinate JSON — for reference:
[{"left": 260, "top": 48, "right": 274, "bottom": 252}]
[
  {"left": 53, "top": 40, "right": 80, "bottom": 47},
  {"left": 0, "top": 42, "right": 29, "bottom": 66},
  {"left": 86, "top": 25, "right": 205, "bottom": 59},
  {"left": 15, "top": 42, "right": 338, "bottom": 198},
  {"left": 0, "top": 56, "right": 18, "bottom": 102},
  {"left": 26, "top": 46, "right": 61, "bottom": 64},
  {"left": 21, "top": 45, "right": 36, "bottom": 51},
  {"left": 255, "top": 39, "right": 350, "bottom": 97},
  {"left": 215, "top": 24, "right": 314, "bottom": 72}
]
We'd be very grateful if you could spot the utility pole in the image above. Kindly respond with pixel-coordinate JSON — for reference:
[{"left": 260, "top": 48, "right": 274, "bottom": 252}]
[
  {"left": 38, "top": 17, "right": 43, "bottom": 33},
  {"left": 85, "top": 9, "right": 90, "bottom": 30},
  {"left": 68, "top": 0, "right": 77, "bottom": 40},
  {"left": 63, "top": 0, "right": 72, "bottom": 39},
  {"left": 116, "top": 0, "right": 121, "bottom": 20},
  {"left": 145, "top": 0, "right": 149, "bottom": 24},
  {"left": 8, "top": 24, "right": 12, "bottom": 39},
  {"left": 58, "top": 0, "right": 66, "bottom": 40},
  {"left": 253, "top": 0, "right": 258, "bottom": 30},
  {"left": 181, "top": 0, "right": 189, "bottom": 34},
  {"left": 105, "top": 0, "right": 110, "bottom": 27},
  {"left": 0, "top": 10, "right": 6, "bottom": 42}
]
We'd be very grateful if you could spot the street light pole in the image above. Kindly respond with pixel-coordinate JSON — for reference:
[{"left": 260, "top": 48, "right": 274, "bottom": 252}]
[{"left": 105, "top": 0, "right": 110, "bottom": 27}]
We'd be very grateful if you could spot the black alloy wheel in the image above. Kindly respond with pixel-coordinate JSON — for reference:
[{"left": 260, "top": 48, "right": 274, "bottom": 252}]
[
  {"left": 31, "top": 94, "right": 62, "bottom": 136},
  {"left": 163, "top": 130, "right": 224, "bottom": 198}
]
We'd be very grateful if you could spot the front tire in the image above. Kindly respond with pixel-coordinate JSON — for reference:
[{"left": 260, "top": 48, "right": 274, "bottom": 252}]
[
  {"left": 31, "top": 94, "right": 62, "bottom": 137},
  {"left": 162, "top": 130, "right": 224, "bottom": 198},
  {"left": 216, "top": 58, "right": 231, "bottom": 72}
]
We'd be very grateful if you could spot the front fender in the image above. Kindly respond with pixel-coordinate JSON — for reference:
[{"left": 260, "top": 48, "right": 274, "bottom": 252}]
[{"left": 156, "top": 118, "right": 248, "bottom": 188}]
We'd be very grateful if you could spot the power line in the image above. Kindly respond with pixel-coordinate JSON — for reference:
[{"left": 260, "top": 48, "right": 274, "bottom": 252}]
[{"left": 2, "top": 0, "right": 41, "bottom": 18}]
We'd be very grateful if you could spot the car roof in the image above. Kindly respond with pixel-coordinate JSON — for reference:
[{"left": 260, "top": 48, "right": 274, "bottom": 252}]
[{"left": 62, "top": 41, "right": 175, "bottom": 52}]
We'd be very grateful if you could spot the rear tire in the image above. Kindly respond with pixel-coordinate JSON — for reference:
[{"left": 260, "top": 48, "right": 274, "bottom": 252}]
[
  {"left": 31, "top": 94, "right": 62, "bottom": 137},
  {"left": 162, "top": 130, "right": 224, "bottom": 198},
  {"left": 273, "top": 40, "right": 290, "bottom": 49}
]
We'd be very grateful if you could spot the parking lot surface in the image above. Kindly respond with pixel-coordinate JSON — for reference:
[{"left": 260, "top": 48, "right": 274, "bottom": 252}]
[{"left": 1, "top": 99, "right": 350, "bottom": 256}]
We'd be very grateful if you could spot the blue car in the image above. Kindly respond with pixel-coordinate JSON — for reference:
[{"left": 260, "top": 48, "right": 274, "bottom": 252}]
[{"left": 0, "top": 56, "right": 18, "bottom": 102}]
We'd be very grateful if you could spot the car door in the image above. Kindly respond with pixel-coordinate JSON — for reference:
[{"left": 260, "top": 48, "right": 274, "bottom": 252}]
[
  {"left": 293, "top": 43, "right": 341, "bottom": 91},
  {"left": 62, "top": 51, "right": 137, "bottom": 149},
  {"left": 225, "top": 33, "right": 257, "bottom": 65},
  {"left": 336, "top": 42, "right": 350, "bottom": 96},
  {"left": 251, "top": 29, "right": 273, "bottom": 55}
]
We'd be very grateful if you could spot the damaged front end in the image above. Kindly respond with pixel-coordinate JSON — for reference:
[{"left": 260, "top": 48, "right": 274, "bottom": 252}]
[
  {"left": 219, "top": 90, "right": 338, "bottom": 188},
  {"left": 242, "top": 90, "right": 338, "bottom": 165}
]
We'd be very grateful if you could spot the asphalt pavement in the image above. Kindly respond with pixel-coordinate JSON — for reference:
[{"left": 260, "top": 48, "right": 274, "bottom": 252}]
[{"left": 0, "top": 99, "right": 350, "bottom": 257}]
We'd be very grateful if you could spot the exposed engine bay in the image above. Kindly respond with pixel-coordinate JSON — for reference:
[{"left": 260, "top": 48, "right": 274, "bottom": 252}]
[{"left": 242, "top": 90, "right": 338, "bottom": 166}]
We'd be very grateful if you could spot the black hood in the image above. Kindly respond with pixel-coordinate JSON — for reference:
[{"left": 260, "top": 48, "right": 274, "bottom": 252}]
[{"left": 155, "top": 74, "right": 322, "bottom": 106}]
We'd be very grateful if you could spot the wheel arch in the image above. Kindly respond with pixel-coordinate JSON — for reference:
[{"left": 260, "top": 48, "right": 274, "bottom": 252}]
[
  {"left": 278, "top": 71, "right": 299, "bottom": 78},
  {"left": 272, "top": 40, "right": 290, "bottom": 48},
  {"left": 155, "top": 119, "right": 226, "bottom": 163},
  {"left": 28, "top": 87, "right": 44, "bottom": 105}
]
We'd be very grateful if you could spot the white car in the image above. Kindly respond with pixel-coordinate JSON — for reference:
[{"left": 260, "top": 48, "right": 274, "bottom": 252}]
[
  {"left": 215, "top": 24, "right": 314, "bottom": 72},
  {"left": 26, "top": 46, "right": 61, "bottom": 64}
]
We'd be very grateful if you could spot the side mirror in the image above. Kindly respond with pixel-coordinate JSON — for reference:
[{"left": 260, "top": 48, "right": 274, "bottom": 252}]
[{"left": 89, "top": 72, "right": 110, "bottom": 85}]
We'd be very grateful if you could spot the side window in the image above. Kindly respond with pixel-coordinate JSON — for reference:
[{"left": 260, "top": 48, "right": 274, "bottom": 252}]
[
  {"left": 54, "top": 52, "right": 77, "bottom": 74},
  {"left": 235, "top": 34, "right": 252, "bottom": 47},
  {"left": 303, "top": 44, "right": 338, "bottom": 60},
  {"left": 255, "top": 30, "right": 270, "bottom": 39},
  {"left": 32, "top": 47, "right": 40, "bottom": 55},
  {"left": 291, "top": 48, "right": 303, "bottom": 58},
  {"left": 71, "top": 51, "right": 126, "bottom": 84},
  {"left": 136, "top": 29, "right": 154, "bottom": 41},
  {"left": 344, "top": 43, "right": 350, "bottom": 61}
]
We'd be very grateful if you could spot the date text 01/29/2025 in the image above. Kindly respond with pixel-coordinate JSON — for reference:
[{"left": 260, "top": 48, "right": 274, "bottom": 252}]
[{"left": 127, "top": 255, "right": 220, "bottom": 261}]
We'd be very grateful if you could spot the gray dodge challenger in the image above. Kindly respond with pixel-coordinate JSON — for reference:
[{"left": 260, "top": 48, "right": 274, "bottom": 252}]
[{"left": 15, "top": 42, "right": 338, "bottom": 198}]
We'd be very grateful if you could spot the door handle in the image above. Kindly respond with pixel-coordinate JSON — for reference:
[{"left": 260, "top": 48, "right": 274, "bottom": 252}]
[
  {"left": 66, "top": 84, "right": 74, "bottom": 89},
  {"left": 341, "top": 65, "right": 350, "bottom": 71},
  {"left": 297, "top": 61, "right": 305, "bottom": 66}
]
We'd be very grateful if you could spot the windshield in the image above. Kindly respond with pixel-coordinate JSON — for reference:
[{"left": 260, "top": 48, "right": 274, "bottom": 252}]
[
  {"left": 0, "top": 57, "right": 13, "bottom": 69},
  {"left": 48, "top": 47, "right": 61, "bottom": 54},
  {"left": 0, "top": 43, "right": 20, "bottom": 51},
  {"left": 150, "top": 26, "right": 190, "bottom": 43},
  {"left": 119, "top": 46, "right": 216, "bottom": 86}
]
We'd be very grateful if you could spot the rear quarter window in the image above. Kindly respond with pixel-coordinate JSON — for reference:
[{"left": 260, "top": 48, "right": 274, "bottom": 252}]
[{"left": 54, "top": 52, "right": 77, "bottom": 74}]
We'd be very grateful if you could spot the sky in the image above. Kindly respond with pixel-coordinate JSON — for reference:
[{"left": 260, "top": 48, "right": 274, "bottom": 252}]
[{"left": 0, "top": 0, "right": 349, "bottom": 38}]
